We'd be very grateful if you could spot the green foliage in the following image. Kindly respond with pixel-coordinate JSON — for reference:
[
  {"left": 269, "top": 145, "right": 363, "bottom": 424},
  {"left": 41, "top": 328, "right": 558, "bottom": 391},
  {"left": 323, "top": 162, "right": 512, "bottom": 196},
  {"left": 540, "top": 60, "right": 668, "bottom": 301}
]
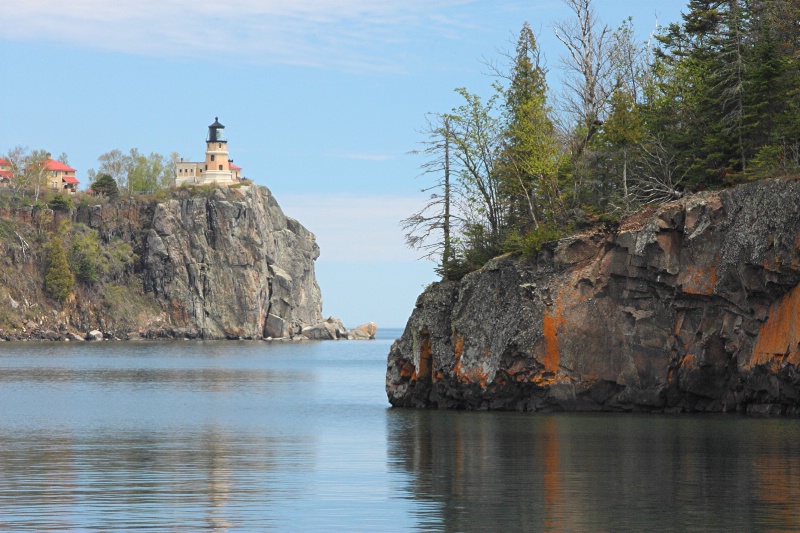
[
  {"left": 44, "top": 235, "right": 74, "bottom": 301},
  {"left": 503, "top": 225, "right": 562, "bottom": 260},
  {"left": 90, "top": 173, "right": 119, "bottom": 199},
  {"left": 406, "top": 2, "right": 800, "bottom": 281},
  {"left": 68, "top": 224, "right": 136, "bottom": 285},
  {"left": 47, "top": 193, "right": 74, "bottom": 212},
  {"left": 647, "top": 0, "right": 800, "bottom": 186},
  {"left": 90, "top": 148, "right": 177, "bottom": 196}
]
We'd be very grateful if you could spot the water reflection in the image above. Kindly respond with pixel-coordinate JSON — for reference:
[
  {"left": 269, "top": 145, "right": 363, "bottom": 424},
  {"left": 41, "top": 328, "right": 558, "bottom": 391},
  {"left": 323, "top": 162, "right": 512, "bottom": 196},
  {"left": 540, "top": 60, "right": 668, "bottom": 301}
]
[
  {"left": 3, "top": 336, "right": 800, "bottom": 531},
  {"left": 0, "top": 427, "right": 315, "bottom": 531},
  {"left": 387, "top": 411, "right": 800, "bottom": 532}
]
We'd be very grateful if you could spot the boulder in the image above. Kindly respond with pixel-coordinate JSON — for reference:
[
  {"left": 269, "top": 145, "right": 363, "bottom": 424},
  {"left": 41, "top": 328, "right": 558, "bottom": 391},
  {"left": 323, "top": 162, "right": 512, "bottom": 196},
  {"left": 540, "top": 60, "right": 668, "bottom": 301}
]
[
  {"left": 301, "top": 317, "right": 347, "bottom": 340},
  {"left": 85, "top": 330, "right": 104, "bottom": 341},
  {"left": 348, "top": 322, "right": 377, "bottom": 340}
]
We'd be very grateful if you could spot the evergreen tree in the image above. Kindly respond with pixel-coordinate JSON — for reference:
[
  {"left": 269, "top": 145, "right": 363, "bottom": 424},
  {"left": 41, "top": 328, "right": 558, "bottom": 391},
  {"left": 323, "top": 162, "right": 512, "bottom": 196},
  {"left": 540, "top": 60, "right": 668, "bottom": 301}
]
[
  {"left": 90, "top": 173, "right": 119, "bottom": 199},
  {"left": 44, "top": 234, "right": 74, "bottom": 301},
  {"left": 497, "top": 22, "right": 562, "bottom": 230}
]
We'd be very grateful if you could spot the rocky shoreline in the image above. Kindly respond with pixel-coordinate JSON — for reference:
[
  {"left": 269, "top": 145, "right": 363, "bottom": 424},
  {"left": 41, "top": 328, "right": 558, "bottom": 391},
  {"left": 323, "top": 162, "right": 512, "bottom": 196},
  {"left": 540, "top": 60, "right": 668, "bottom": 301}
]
[{"left": 0, "top": 319, "right": 378, "bottom": 342}]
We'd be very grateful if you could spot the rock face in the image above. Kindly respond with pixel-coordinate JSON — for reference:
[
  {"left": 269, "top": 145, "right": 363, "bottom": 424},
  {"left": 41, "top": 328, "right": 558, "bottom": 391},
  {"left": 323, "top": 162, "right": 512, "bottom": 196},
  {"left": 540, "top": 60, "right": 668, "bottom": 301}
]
[
  {"left": 387, "top": 179, "right": 800, "bottom": 414},
  {"left": 0, "top": 185, "right": 329, "bottom": 340},
  {"left": 136, "top": 186, "right": 322, "bottom": 339}
]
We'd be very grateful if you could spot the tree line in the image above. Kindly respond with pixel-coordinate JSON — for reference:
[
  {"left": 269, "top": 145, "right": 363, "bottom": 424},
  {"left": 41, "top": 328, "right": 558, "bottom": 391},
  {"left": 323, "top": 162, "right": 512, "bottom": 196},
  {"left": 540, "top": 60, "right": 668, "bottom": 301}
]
[
  {"left": 404, "top": 0, "right": 800, "bottom": 279},
  {"left": 3, "top": 146, "right": 179, "bottom": 203}
]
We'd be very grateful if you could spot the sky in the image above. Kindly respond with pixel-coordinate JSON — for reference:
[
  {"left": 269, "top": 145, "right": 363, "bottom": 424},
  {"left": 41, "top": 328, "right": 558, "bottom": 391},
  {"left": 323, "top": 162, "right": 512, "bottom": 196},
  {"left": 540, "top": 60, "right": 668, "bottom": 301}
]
[{"left": 0, "top": 0, "right": 689, "bottom": 328}]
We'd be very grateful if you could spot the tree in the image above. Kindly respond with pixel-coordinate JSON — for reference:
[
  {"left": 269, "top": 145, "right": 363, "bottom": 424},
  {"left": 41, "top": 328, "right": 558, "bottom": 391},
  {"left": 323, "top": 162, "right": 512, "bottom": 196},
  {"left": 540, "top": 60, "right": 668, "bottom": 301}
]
[
  {"left": 553, "top": 0, "right": 617, "bottom": 155},
  {"left": 90, "top": 173, "right": 119, "bottom": 199},
  {"left": 402, "top": 113, "right": 460, "bottom": 276},
  {"left": 597, "top": 87, "right": 644, "bottom": 206},
  {"left": 127, "top": 149, "right": 174, "bottom": 195},
  {"left": 96, "top": 149, "right": 131, "bottom": 193},
  {"left": 4, "top": 148, "right": 52, "bottom": 203},
  {"left": 44, "top": 230, "right": 74, "bottom": 301},
  {"left": 446, "top": 87, "right": 506, "bottom": 261},
  {"left": 92, "top": 149, "right": 176, "bottom": 195},
  {"left": 497, "top": 22, "right": 562, "bottom": 230}
]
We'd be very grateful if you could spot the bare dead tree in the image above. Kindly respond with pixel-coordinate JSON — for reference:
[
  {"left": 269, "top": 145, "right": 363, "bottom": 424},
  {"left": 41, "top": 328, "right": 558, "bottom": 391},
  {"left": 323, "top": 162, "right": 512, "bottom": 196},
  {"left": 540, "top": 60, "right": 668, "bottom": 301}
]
[
  {"left": 553, "top": 0, "right": 617, "bottom": 154},
  {"left": 631, "top": 135, "right": 687, "bottom": 204},
  {"left": 402, "top": 113, "right": 461, "bottom": 268}
]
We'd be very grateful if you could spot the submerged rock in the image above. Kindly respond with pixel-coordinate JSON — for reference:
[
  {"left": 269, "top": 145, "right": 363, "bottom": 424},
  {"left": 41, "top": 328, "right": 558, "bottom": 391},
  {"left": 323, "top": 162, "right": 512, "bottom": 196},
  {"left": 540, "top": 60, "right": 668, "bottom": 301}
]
[{"left": 387, "top": 178, "right": 800, "bottom": 414}]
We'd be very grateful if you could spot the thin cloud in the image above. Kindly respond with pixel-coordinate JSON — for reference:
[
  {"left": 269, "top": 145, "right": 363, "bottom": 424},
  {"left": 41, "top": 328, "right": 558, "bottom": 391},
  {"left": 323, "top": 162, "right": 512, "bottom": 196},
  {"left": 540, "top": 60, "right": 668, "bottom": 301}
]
[{"left": 1, "top": 0, "right": 477, "bottom": 72}]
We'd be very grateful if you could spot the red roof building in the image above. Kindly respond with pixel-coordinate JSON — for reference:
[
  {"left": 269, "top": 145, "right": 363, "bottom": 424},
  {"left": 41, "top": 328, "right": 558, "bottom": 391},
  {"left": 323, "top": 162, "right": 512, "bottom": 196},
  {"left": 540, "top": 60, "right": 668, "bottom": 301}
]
[
  {"left": 44, "top": 159, "right": 79, "bottom": 193},
  {"left": 0, "top": 158, "right": 11, "bottom": 183}
]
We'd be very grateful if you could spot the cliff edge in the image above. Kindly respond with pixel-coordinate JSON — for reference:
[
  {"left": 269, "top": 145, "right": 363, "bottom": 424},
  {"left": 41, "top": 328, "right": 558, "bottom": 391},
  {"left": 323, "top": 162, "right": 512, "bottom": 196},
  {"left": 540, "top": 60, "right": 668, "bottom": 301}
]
[
  {"left": 0, "top": 184, "right": 348, "bottom": 340},
  {"left": 387, "top": 178, "right": 800, "bottom": 414}
]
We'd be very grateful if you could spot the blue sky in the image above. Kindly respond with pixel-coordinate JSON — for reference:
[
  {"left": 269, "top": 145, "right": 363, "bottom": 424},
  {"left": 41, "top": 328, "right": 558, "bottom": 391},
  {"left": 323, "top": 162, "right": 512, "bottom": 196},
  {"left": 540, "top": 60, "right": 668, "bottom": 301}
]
[{"left": 0, "top": 0, "right": 688, "bottom": 328}]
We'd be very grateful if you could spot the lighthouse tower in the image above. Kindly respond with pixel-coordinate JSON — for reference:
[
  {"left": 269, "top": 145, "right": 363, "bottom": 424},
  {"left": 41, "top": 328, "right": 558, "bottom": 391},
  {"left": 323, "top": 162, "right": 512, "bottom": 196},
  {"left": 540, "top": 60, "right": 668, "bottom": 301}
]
[{"left": 203, "top": 117, "right": 234, "bottom": 184}]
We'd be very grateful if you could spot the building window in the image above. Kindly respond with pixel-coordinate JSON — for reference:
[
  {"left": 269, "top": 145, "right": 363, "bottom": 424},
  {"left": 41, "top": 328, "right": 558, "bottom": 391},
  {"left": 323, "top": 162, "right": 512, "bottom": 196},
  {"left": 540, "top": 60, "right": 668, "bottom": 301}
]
[
  {"left": 205, "top": 165, "right": 208, "bottom": 170},
  {"left": 219, "top": 164, "right": 223, "bottom": 170},
  {"left": 218, "top": 143, "right": 222, "bottom": 148},
  {"left": 211, "top": 155, "right": 215, "bottom": 161}
]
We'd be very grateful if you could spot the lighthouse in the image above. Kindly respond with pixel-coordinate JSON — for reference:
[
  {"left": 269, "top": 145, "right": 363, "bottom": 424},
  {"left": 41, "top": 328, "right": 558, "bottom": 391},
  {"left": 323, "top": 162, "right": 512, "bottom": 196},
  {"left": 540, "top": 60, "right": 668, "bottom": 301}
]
[
  {"left": 202, "top": 117, "right": 233, "bottom": 184},
  {"left": 174, "top": 117, "right": 242, "bottom": 186}
]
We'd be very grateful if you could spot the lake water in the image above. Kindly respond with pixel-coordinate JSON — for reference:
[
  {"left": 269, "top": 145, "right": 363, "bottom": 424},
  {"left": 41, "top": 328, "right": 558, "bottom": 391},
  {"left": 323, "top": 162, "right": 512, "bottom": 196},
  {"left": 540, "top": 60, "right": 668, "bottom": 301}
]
[{"left": 1, "top": 329, "right": 799, "bottom": 531}]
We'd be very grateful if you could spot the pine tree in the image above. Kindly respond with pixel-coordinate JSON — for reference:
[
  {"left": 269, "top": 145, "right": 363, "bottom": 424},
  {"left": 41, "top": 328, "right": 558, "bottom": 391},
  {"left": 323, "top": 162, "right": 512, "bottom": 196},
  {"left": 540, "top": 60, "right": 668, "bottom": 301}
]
[
  {"left": 44, "top": 235, "right": 75, "bottom": 302},
  {"left": 497, "top": 22, "right": 561, "bottom": 230}
]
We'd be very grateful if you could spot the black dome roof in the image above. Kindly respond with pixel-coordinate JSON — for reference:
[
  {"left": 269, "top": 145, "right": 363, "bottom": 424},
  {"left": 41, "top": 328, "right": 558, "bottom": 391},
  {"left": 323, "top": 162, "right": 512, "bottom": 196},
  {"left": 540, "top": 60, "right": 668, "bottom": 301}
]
[{"left": 209, "top": 117, "right": 224, "bottom": 128}]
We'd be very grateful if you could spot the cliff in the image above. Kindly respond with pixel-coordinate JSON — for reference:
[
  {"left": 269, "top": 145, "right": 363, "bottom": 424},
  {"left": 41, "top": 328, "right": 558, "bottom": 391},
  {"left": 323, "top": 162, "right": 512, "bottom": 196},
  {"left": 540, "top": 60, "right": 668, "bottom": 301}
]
[
  {"left": 0, "top": 185, "right": 348, "bottom": 340},
  {"left": 387, "top": 178, "right": 800, "bottom": 414}
]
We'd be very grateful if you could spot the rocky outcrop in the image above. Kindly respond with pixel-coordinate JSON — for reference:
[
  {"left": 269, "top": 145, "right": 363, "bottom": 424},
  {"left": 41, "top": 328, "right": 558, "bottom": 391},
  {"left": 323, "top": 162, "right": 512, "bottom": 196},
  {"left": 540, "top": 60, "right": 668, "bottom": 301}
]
[
  {"left": 0, "top": 185, "right": 338, "bottom": 340},
  {"left": 387, "top": 178, "right": 800, "bottom": 414},
  {"left": 348, "top": 322, "right": 377, "bottom": 340},
  {"left": 136, "top": 186, "right": 322, "bottom": 339}
]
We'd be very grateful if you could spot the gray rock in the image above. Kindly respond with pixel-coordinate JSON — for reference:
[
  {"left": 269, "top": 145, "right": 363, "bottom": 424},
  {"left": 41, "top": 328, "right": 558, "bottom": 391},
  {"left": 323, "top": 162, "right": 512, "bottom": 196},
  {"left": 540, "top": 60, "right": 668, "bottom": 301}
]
[
  {"left": 387, "top": 179, "right": 800, "bottom": 413},
  {"left": 85, "top": 330, "right": 104, "bottom": 341},
  {"left": 348, "top": 322, "right": 377, "bottom": 340},
  {"left": 300, "top": 317, "right": 348, "bottom": 340}
]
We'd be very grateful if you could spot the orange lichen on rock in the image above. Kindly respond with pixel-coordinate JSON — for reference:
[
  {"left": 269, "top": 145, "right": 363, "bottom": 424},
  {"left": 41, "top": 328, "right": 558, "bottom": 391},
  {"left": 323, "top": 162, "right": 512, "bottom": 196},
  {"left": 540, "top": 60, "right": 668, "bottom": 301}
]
[
  {"left": 750, "top": 284, "right": 800, "bottom": 369},
  {"left": 453, "top": 359, "right": 489, "bottom": 387},
  {"left": 679, "top": 258, "right": 718, "bottom": 295},
  {"left": 542, "top": 315, "right": 560, "bottom": 373}
]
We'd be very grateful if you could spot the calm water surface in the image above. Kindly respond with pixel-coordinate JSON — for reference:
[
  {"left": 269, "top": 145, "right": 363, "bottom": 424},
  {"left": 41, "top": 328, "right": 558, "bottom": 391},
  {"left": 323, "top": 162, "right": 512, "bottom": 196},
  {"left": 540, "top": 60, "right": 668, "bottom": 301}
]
[{"left": 1, "top": 329, "right": 799, "bottom": 531}]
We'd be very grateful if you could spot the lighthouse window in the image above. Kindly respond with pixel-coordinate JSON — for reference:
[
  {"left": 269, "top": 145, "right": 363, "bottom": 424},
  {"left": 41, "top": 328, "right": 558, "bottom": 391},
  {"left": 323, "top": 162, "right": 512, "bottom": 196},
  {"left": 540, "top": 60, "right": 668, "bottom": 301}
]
[
  {"left": 219, "top": 164, "right": 223, "bottom": 170},
  {"left": 211, "top": 155, "right": 215, "bottom": 161}
]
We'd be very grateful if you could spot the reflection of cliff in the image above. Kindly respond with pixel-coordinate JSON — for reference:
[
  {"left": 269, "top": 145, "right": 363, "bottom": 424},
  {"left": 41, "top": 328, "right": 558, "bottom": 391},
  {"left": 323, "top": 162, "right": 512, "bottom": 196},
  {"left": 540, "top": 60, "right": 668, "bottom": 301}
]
[
  {"left": 386, "top": 411, "right": 800, "bottom": 531},
  {"left": 0, "top": 427, "right": 314, "bottom": 530},
  {"left": 388, "top": 179, "right": 800, "bottom": 412},
  {"left": 754, "top": 422, "right": 800, "bottom": 529},
  {"left": 386, "top": 410, "right": 571, "bottom": 531}
]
